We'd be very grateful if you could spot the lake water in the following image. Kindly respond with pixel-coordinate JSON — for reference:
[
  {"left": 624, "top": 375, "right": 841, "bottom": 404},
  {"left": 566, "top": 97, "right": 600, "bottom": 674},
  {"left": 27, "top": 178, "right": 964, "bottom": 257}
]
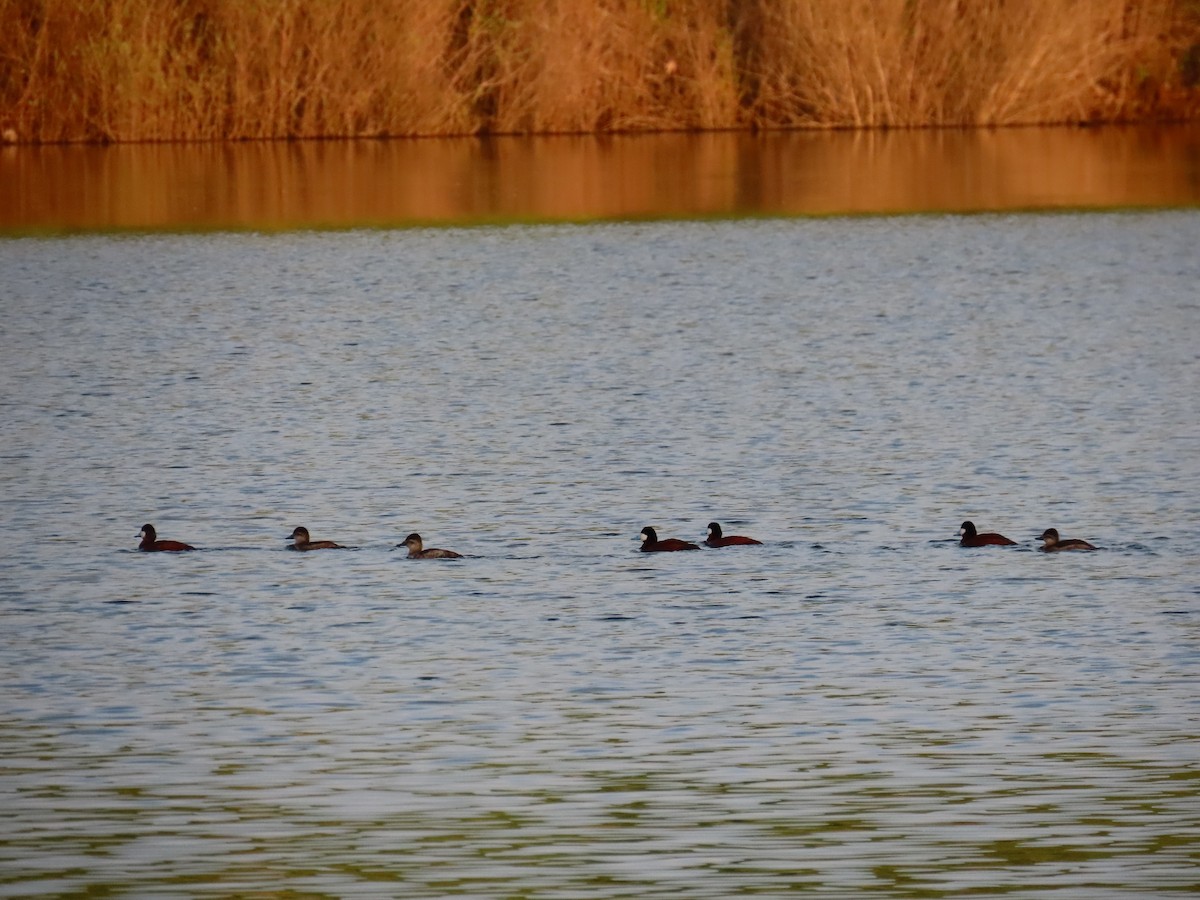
[
  {"left": 1, "top": 208, "right": 1199, "bottom": 896},
  {"left": 3, "top": 125, "right": 1200, "bottom": 231}
]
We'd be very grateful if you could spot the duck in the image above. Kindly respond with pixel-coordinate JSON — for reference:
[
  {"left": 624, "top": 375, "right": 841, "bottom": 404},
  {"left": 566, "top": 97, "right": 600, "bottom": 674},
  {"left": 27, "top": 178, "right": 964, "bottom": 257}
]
[
  {"left": 288, "top": 526, "right": 344, "bottom": 551},
  {"left": 399, "top": 533, "right": 462, "bottom": 559},
  {"left": 639, "top": 526, "right": 700, "bottom": 552},
  {"left": 1039, "top": 528, "right": 1097, "bottom": 552},
  {"left": 703, "top": 521, "right": 762, "bottom": 548},
  {"left": 138, "top": 523, "right": 195, "bottom": 552},
  {"left": 959, "top": 520, "right": 1017, "bottom": 547}
]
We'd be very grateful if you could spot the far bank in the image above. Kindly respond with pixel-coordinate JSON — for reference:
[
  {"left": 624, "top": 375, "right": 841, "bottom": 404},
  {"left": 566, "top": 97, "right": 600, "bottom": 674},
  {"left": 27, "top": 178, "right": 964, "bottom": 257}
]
[{"left": 2, "top": 0, "right": 1199, "bottom": 145}]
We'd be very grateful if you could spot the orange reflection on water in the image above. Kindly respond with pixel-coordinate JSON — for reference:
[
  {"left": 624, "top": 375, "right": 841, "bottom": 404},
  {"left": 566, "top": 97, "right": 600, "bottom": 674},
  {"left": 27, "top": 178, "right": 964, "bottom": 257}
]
[{"left": 2, "top": 126, "right": 1198, "bottom": 232}]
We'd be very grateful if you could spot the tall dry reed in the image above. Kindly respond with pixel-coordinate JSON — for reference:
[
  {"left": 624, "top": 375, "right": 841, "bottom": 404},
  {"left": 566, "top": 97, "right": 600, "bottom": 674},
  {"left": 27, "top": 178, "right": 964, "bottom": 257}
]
[
  {"left": 738, "top": 0, "right": 1198, "bottom": 127},
  {"left": 2, "top": 0, "right": 1197, "bottom": 142}
]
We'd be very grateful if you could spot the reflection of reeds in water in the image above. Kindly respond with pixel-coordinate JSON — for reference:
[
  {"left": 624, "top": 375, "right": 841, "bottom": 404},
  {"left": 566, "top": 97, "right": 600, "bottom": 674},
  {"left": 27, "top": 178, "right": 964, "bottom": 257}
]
[
  {"left": 2, "top": 0, "right": 1198, "bottom": 143},
  {"left": 6, "top": 128, "right": 1197, "bottom": 232}
]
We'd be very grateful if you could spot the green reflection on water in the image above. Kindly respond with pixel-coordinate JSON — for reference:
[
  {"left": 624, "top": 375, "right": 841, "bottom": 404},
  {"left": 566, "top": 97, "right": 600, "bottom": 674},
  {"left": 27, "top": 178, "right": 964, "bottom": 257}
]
[{"left": 984, "top": 839, "right": 1110, "bottom": 865}]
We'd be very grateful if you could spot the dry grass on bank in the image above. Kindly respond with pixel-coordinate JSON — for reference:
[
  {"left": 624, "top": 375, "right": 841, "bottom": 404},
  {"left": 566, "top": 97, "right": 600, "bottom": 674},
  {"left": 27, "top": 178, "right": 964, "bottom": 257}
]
[{"left": 2, "top": 0, "right": 1198, "bottom": 143}]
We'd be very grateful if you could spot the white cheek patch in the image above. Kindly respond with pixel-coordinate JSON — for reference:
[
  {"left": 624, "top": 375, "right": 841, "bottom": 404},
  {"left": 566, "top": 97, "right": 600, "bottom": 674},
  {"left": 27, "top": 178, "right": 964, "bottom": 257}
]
[{"left": 639, "top": 532, "right": 649, "bottom": 542}]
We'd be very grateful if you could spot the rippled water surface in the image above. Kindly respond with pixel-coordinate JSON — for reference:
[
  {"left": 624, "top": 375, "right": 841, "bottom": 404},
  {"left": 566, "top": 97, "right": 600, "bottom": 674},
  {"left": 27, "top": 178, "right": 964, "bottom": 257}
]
[{"left": 1, "top": 213, "right": 1198, "bottom": 897}]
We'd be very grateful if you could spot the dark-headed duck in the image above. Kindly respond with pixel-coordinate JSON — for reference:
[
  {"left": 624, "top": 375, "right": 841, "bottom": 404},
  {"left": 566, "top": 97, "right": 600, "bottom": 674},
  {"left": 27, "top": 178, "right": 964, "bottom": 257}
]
[
  {"left": 1039, "top": 528, "right": 1097, "bottom": 552},
  {"left": 959, "top": 520, "right": 1017, "bottom": 547},
  {"left": 138, "top": 523, "right": 195, "bottom": 552},
  {"left": 399, "top": 533, "right": 462, "bottom": 559},
  {"left": 639, "top": 526, "right": 700, "bottom": 552},
  {"left": 704, "top": 521, "right": 762, "bottom": 548},
  {"left": 288, "top": 526, "right": 344, "bottom": 551}
]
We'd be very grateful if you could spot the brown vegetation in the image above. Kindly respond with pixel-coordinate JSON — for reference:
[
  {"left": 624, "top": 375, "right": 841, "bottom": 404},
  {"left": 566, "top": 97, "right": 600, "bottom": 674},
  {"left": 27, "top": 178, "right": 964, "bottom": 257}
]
[{"left": 2, "top": 0, "right": 1199, "bottom": 143}]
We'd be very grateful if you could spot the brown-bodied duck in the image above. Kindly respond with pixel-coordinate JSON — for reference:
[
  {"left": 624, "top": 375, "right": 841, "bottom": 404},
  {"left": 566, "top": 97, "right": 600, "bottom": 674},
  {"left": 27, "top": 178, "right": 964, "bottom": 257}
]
[{"left": 399, "top": 533, "right": 462, "bottom": 559}]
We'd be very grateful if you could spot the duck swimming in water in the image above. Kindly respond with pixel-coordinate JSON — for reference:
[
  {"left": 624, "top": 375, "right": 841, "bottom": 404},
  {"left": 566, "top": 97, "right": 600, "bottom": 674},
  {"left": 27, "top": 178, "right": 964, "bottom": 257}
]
[
  {"left": 1039, "top": 528, "right": 1097, "bottom": 552},
  {"left": 639, "top": 526, "right": 700, "bottom": 552},
  {"left": 399, "top": 533, "right": 462, "bottom": 559},
  {"left": 138, "top": 523, "right": 195, "bottom": 552},
  {"left": 288, "top": 526, "right": 345, "bottom": 551},
  {"left": 703, "top": 521, "right": 762, "bottom": 548},
  {"left": 959, "top": 520, "right": 1017, "bottom": 547}
]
